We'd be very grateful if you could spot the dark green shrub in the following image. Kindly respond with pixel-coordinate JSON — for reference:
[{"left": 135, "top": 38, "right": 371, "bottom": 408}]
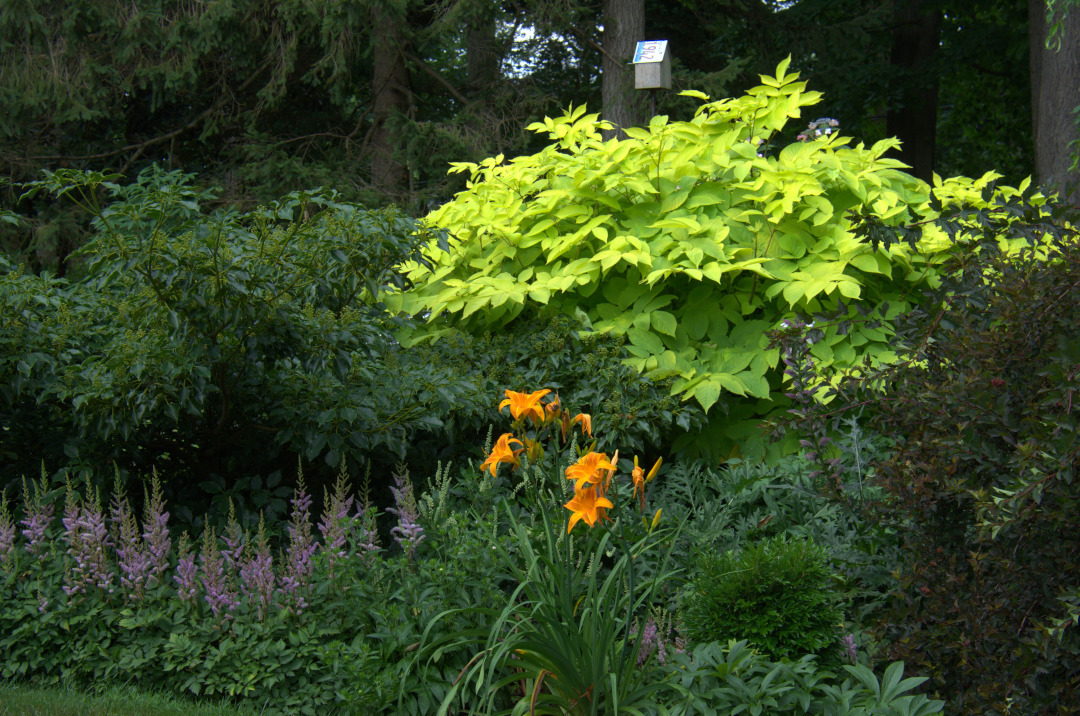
[
  {"left": 0, "top": 168, "right": 472, "bottom": 522},
  {"left": 400, "top": 312, "right": 708, "bottom": 471},
  {"left": 809, "top": 184, "right": 1080, "bottom": 711},
  {"left": 680, "top": 534, "right": 844, "bottom": 662},
  {"left": 653, "top": 445, "right": 902, "bottom": 624}
]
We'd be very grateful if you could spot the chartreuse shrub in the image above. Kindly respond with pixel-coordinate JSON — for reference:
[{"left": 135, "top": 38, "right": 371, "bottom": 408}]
[
  {"left": 392, "top": 58, "right": 1014, "bottom": 458},
  {"left": 681, "top": 534, "right": 844, "bottom": 664}
]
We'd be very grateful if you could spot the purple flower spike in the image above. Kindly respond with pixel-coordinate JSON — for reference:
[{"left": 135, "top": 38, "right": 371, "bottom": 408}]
[
  {"left": 388, "top": 466, "right": 424, "bottom": 562},
  {"left": 142, "top": 470, "right": 172, "bottom": 586},
  {"left": 0, "top": 494, "right": 15, "bottom": 568},
  {"left": 318, "top": 467, "right": 355, "bottom": 578},
  {"left": 20, "top": 474, "right": 54, "bottom": 557},
  {"left": 112, "top": 492, "right": 151, "bottom": 602},
  {"left": 174, "top": 533, "right": 198, "bottom": 607},
  {"left": 220, "top": 500, "right": 245, "bottom": 574},
  {"left": 62, "top": 484, "right": 115, "bottom": 598},
  {"left": 637, "top": 617, "right": 658, "bottom": 666},
  {"left": 355, "top": 468, "right": 381, "bottom": 564},
  {"left": 843, "top": 633, "right": 858, "bottom": 664},
  {"left": 240, "top": 514, "right": 276, "bottom": 622},
  {"left": 280, "top": 473, "right": 317, "bottom": 614},
  {"left": 200, "top": 527, "right": 239, "bottom": 619}
]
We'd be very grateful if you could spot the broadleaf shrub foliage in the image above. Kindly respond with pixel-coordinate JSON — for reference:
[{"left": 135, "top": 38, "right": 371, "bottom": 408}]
[
  {"left": 801, "top": 186, "right": 1080, "bottom": 711},
  {"left": 662, "top": 640, "right": 943, "bottom": 716},
  {"left": 0, "top": 167, "right": 470, "bottom": 513},
  {"left": 395, "top": 59, "right": 1013, "bottom": 458}
]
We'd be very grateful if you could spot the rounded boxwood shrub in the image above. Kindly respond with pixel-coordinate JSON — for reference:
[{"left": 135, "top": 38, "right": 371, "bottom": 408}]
[{"left": 681, "top": 534, "right": 843, "bottom": 662}]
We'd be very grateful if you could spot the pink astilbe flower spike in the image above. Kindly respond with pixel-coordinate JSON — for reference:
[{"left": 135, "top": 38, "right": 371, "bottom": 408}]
[
  {"left": 174, "top": 532, "right": 198, "bottom": 607},
  {"left": 388, "top": 465, "right": 424, "bottom": 561},
  {"left": 240, "top": 514, "right": 276, "bottom": 622},
  {"left": 318, "top": 467, "right": 355, "bottom": 579},
  {"left": 355, "top": 466, "right": 381, "bottom": 565},
  {"left": 220, "top": 500, "right": 245, "bottom": 576},
  {"left": 280, "top": 473, "right": 317, "bottom": 614},
  {"left": 200, "top": 527, "right": 239, "bottom": 619},
  {"left": 0, "top": 494, "right": 15, "bottom": 568},
  {"left": 20, "top": 473, "right": 53, "bottom": 557},
  {"left": 62, "top": 483, "right": 115, "bottom": 598},
  {"left": 142, "top": 470, "right": 171, "bottom": 586},
  {"left": 111, "top": 487, "right": 151, "bottom": 602}
]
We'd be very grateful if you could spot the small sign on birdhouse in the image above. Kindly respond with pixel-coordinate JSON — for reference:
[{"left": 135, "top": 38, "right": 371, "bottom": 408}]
[{"left": 631, "top": 40, "right": 671, "bottom": 90}]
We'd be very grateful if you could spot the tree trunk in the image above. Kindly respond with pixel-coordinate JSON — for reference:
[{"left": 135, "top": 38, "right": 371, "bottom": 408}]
[
  {"left": 1029, "top": 0, "right": 1080, "bottom": 202},
  {"left": 601, "top": 0, "right": 646, "bottom": 141},
  {"left": 465, "top": 8, "right": 499, "bottom": 96},
  {"left": 886, "top": 0, "right": 942, "bottom": 183},
  {"left": 371, "top": 4, "right": 412, "bottom": 201}
]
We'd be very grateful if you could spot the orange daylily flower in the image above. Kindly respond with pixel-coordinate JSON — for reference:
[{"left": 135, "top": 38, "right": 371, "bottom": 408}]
[
  {"left": 545, "top": 394, "right": 561, "bottom": 417},
  {"left": 479, "top": 433, "right": 524, "bottom": 477},
  {"left": 499, "top": 389, "right": 551, "bottom": 426},
  {"left": 606, "top": 449, "right": 619, "bottom": 493},
  {"left": 631, "top": 456, "right": 662, "bottom": 510},
  {"left": 565, "top": 486, "right": 615, "bottom": 533},
  {"left": 632, "top": 457, "right": 646, "bottom": 510},
  {"left": 571, "top": 413, "right": 592, "bottom": 438},
  {"left": 565, "top": 451, "right": 616, "bottom": 492}
]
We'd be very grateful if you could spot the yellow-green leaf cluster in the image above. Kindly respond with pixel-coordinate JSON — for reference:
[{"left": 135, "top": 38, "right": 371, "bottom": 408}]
[{"left": 390, "top": 60, "right": 1016, "bottom": 445}]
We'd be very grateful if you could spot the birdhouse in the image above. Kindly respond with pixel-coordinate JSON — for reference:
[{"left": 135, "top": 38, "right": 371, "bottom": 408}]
[{"left": 632, "top": 40, "right": 671, "bottom": 90}]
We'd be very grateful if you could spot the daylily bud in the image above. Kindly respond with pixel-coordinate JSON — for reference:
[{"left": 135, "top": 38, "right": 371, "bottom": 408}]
[{"left": 650, "top": 509, "right": 662, "bottom": 532}]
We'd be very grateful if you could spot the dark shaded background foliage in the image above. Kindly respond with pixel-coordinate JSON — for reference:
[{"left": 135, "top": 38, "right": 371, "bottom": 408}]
[
  {"left": 0, "top": 169, "right": 702, "bottom": 534},
  {"left": 810, "top": 186, "right": 1080, "bottom": 712},
  {"left": 0, "top": 168, "right": 462, "bottom": 528},
  {"left": 2, "top": 0, "right": 1046, "bottom": 280}
]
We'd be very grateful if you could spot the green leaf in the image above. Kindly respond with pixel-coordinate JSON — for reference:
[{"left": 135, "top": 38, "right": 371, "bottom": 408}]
[{"left": 651, "top": 310, "right": 678, "bottom": 336}]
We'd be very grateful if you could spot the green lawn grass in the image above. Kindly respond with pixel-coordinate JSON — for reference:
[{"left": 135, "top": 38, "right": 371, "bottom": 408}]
[{"left": 0, "top": 682, "right": 254, "bottom": 716}]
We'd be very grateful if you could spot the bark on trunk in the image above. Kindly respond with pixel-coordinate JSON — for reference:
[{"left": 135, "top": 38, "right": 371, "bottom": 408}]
[
  {"left": 886, "top": 0, "right": 942, "bottom": 183},
  {"left": 466, "top": 9, "right": 499, "bottom": 96},
  {"left": 371, "top": 5, "right": 412, "bottom": 201},
  {"left": 601, "top": 0, "right": 646, "bottom": 141},
  {"left": 1029, "top": 0, "right": 1080, "bottom": 202}
]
